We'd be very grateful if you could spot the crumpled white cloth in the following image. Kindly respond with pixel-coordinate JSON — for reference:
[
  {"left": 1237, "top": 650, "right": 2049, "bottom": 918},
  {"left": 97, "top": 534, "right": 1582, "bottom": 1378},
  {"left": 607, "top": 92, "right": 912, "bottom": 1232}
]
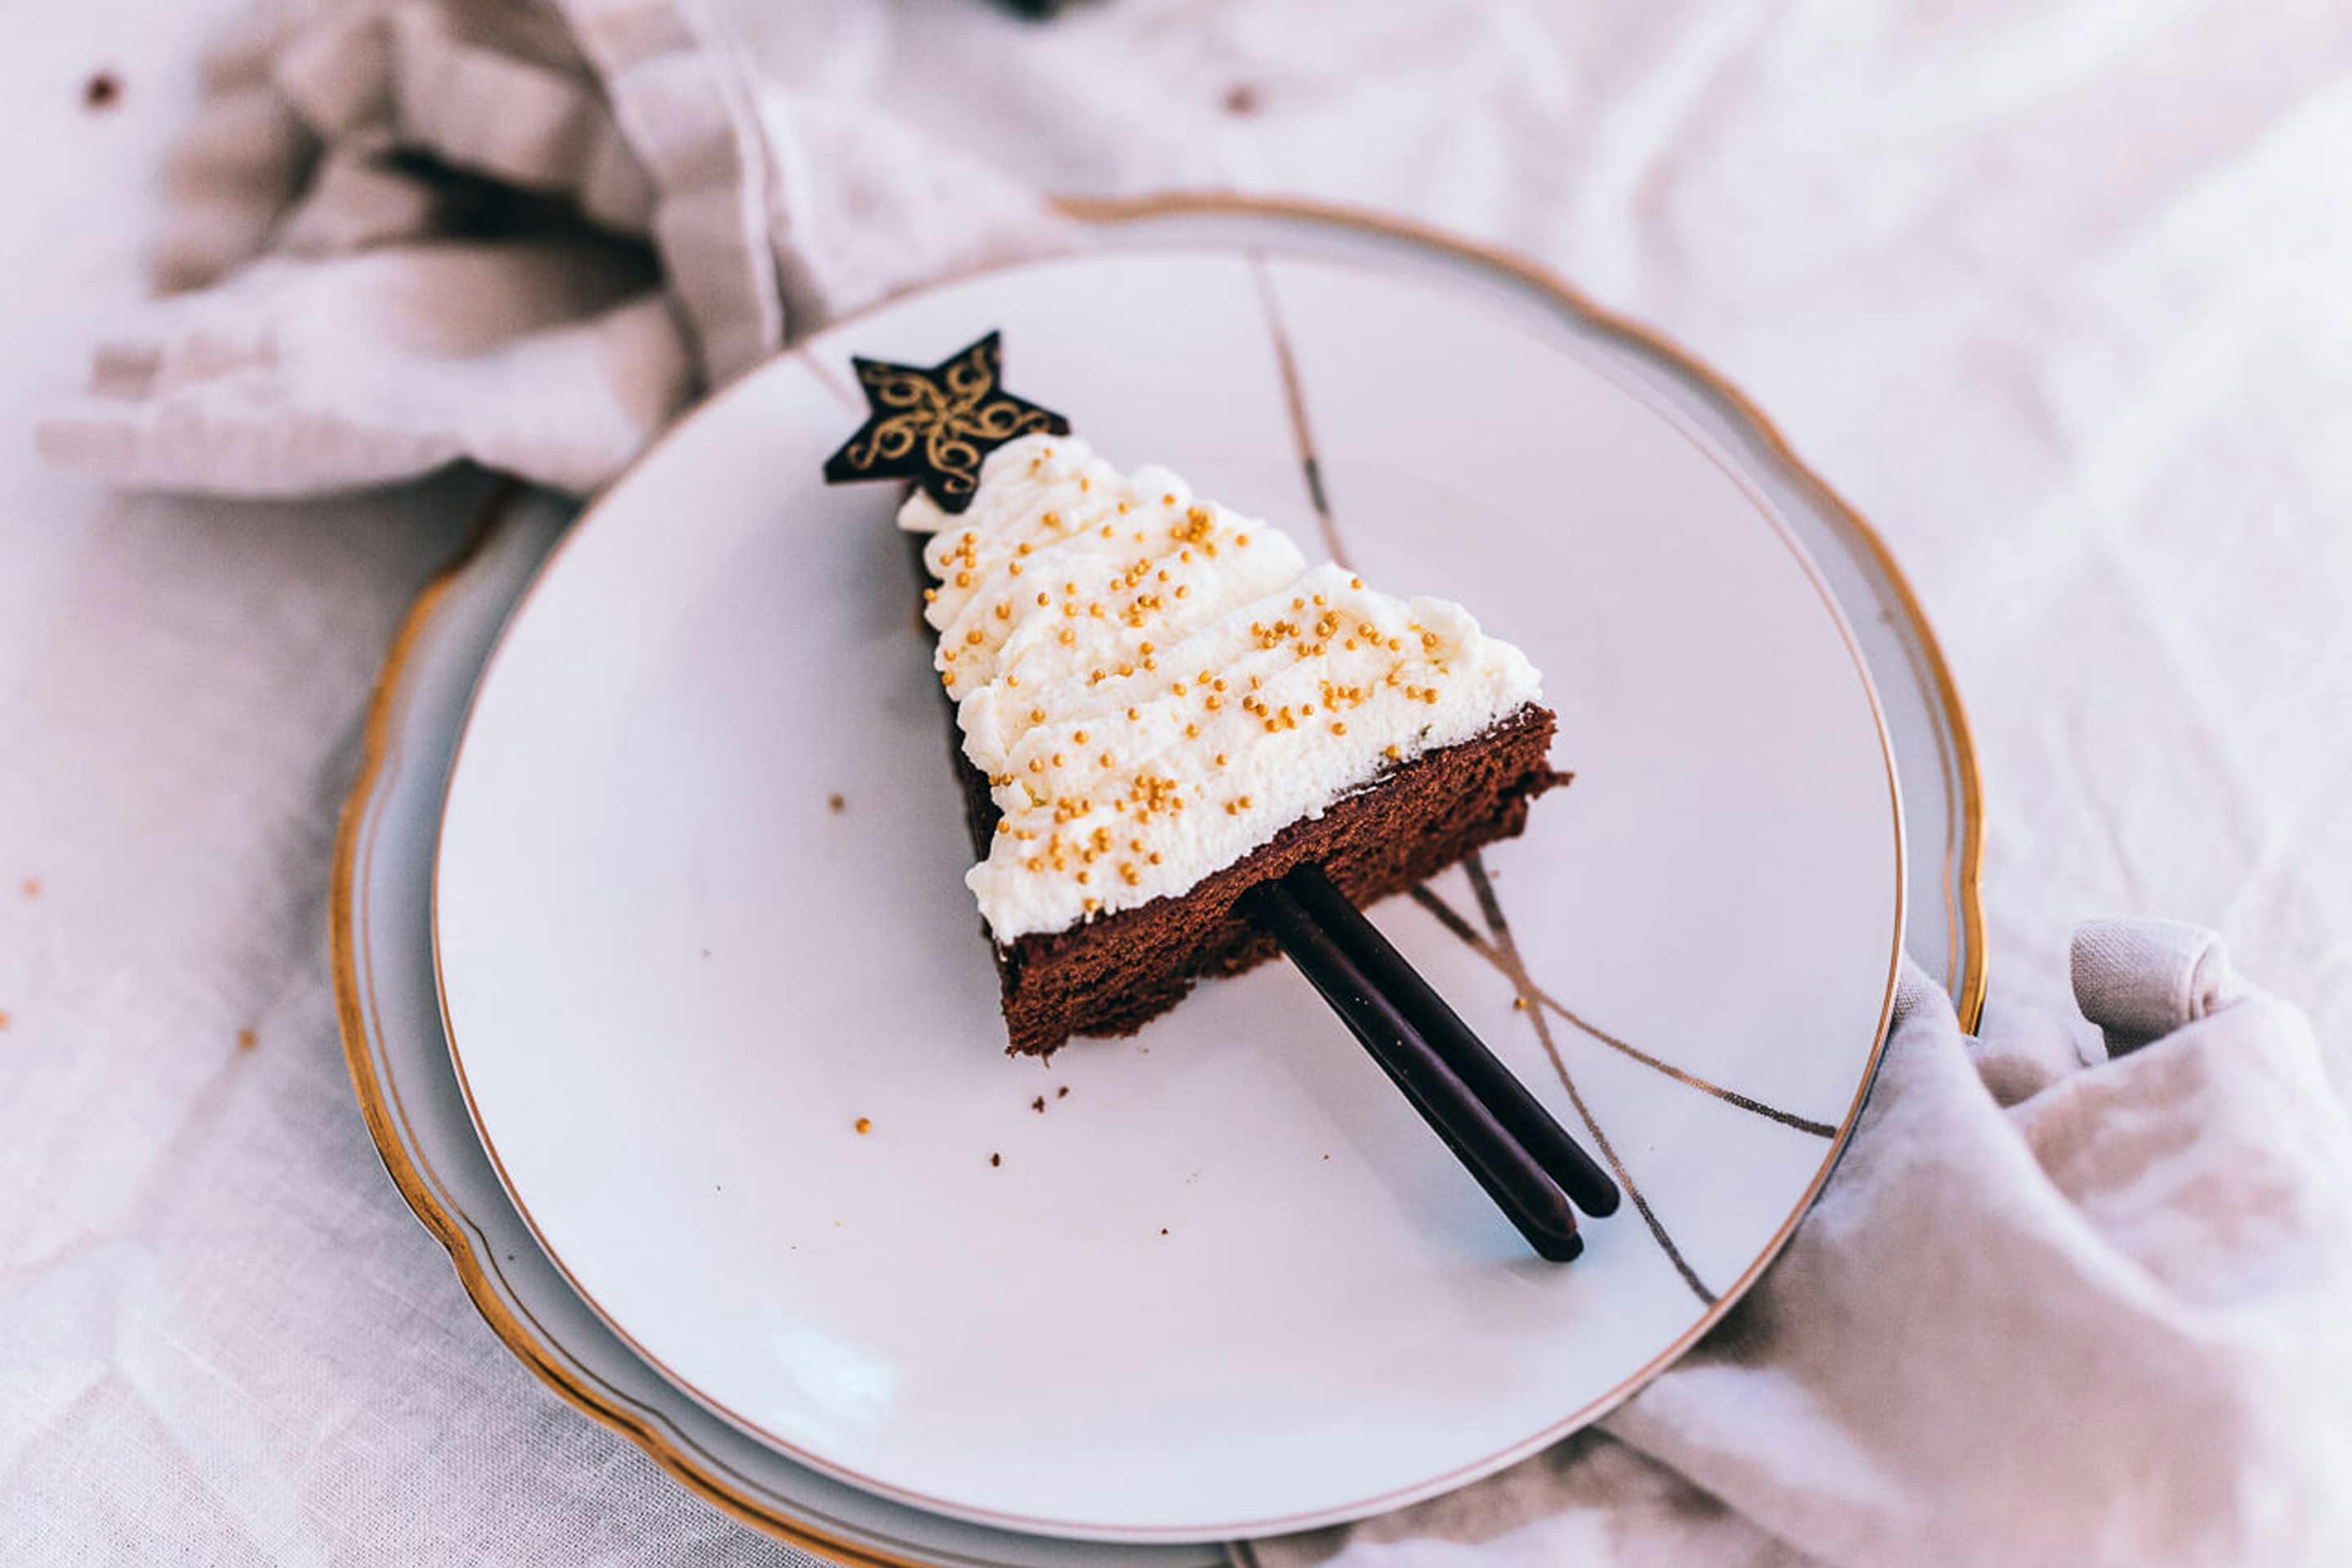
[
  {"left": 12, "top": 2, "right": 2352, "bottom": 1566},
  {"left": 1250, "top": 923, "right": 2352, "bottom": 1567},
  {"left": 34, "top": 0, "right": 1071, "bottom": 496}
]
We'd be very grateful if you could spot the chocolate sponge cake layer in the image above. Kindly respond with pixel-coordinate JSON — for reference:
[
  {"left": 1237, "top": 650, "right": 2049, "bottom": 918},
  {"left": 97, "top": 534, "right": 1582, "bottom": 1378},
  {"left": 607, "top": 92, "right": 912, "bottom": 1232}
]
[{"left": 938, "top": 696, "right": 1561, "bottom": 1057}]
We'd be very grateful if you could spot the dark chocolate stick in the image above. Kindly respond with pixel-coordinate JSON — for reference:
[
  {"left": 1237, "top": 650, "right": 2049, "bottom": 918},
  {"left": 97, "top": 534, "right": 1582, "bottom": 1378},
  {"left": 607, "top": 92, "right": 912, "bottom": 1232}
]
[
  {"left": 1281, "top": 864, "right": 1622, "bottom": 1219},
  {"left": 1245, "top": 879, "right": 1583, "bottom": 1262}
]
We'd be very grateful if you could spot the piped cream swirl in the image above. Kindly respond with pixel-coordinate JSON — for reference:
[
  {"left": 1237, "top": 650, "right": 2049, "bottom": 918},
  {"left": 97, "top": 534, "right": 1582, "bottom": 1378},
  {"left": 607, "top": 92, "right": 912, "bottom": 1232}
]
[{"left": 902, "top": 434, "right": 1541, "bottom": 941}]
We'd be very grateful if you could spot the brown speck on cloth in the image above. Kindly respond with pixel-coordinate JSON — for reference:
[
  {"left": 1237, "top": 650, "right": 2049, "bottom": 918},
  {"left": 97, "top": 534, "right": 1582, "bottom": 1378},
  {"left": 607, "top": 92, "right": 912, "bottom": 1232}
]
[
  {"left": 83, "top": 72, "right": 121, "bottom": 111},
  {"left": 236, "top": 1028, "right": 258, "bottom": 1050}
]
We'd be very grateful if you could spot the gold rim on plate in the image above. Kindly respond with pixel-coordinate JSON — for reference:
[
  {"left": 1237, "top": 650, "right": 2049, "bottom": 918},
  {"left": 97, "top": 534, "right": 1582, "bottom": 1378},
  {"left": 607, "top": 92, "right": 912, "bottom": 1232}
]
[{"left": 332, "top": 194, "right": 1987, "bottom": 1563}]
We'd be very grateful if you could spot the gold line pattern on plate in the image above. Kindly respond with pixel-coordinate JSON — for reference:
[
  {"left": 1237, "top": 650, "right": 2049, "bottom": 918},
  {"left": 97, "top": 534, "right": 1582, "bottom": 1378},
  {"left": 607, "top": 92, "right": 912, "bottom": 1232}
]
[
  {"left": 1405, "top": 886, "right": 1840, "bottom": 1140},
  {"left": 336, "top": 194, "right": 1982, "bottom": 1560},
  {"left": 1091, "top": 192, "right": 1984, "bottom": 1033},
  {"left": 1250, "top": 255, "right": 1727, "bottom": 1303}
]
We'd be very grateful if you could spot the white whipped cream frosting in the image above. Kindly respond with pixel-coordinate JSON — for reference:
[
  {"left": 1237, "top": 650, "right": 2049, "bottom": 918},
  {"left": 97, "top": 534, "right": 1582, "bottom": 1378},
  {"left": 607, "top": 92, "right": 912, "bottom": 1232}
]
[{"left": 900, "top": 434, "right": 1542, "bottom": 942}]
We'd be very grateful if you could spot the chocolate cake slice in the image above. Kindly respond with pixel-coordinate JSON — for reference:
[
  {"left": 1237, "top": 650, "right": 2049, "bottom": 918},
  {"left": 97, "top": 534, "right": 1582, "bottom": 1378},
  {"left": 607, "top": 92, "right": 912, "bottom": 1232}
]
[{"left": 902, "top": 433, "right": 1563, "bottom": 1057}]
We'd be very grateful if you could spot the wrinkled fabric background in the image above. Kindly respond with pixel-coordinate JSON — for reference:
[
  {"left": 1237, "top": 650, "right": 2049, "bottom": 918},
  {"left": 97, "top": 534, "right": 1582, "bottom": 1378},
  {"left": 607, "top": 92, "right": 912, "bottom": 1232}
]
[{"left": 5, "top": 2, "right": 2351, "bottom": 1563}]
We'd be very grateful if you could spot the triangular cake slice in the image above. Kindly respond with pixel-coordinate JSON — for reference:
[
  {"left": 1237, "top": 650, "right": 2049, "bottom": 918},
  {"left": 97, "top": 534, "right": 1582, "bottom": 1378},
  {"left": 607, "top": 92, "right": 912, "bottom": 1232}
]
[{"left": 902, "top": 433, "right": 1561, "bottom": 1056}]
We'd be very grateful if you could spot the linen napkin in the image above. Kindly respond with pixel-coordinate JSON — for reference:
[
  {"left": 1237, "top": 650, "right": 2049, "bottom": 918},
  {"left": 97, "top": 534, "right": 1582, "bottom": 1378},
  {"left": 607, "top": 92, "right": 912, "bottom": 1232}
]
[
  {"left": 1242, "top": 920, "right": 2352, "bottom": 1568},
  {"left": 36, "top": 0, "right": 1072, "bottom": 497}
]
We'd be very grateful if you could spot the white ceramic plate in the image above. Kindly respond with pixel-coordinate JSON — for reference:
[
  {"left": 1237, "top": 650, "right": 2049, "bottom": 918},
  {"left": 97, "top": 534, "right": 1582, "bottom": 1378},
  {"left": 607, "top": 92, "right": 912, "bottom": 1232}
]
[{"left": 431, "top": 244, "right": 1906, "bottom": 1544}]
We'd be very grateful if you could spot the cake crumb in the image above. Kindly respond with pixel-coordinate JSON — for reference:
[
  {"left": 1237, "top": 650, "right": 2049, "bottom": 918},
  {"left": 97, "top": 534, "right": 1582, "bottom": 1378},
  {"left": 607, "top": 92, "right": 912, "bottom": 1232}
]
[
  {"left": 853, "top": 1116, "right": 872, "bottom": 1134},
  {"left": 989, "top": 1152, "right": 1002, "bottom": 1167},
  {"left": 827, "top": 793, "right": 847, "bottom": 813},
  {"left": 1055, "top": 1085, "right": 1069, "bottom": 1099},
  {"left": 236, "top": 1028, "right": 258, "bottom": 1051},
  {"left": 84, "top": 72, "right": 121, "bottom": 111},
  {"left": 1031, "top": 1095, "right": 1045, "bottom": 1113},
  {"left": 1223, "top": 82, "right": 1259, "bottom": 115},
  {"left": 1512, "top": 996, "right": 1529, "bottom": 1010},
  {"left": 0, "top": 1010, "right": 11, "bottom": 1031},
  {"left": 20, "top": 878, "right": 39, "bottom": 898},
  {"left": 1159, "top": 1227, "right": 1169, "bottom": 1236}
]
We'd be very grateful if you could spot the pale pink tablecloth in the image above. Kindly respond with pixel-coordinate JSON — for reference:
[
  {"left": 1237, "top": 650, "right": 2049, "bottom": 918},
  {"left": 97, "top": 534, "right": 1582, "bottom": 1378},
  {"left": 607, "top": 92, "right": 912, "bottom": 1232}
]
[{"left": 6, "top": 2, "right": 2351, "bottom": 1563}]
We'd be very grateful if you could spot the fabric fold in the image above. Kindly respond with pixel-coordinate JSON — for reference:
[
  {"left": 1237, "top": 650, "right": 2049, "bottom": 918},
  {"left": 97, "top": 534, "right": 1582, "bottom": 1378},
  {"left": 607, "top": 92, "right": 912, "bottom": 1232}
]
[{"left": 38, "top": 0, "right": 1071, "bottom": 500}]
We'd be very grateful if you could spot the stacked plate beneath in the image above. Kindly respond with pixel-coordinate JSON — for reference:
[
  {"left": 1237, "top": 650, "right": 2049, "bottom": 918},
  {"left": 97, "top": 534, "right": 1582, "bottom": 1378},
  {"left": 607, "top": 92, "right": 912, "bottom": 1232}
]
[{"left": 336, "top": 201, "right": 1984, "bottom": 1566}]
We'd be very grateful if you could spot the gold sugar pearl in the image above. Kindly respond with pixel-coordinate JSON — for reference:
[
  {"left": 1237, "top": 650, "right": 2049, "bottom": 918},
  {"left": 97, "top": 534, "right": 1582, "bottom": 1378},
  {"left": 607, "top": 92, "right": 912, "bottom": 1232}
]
[
  {"left": 1051, "top": 753, "right": 1066, "bottom": 767},
  {"left": 1236, "top": 533, "right": 1250, "bottom": 546},
  {"left": 1036, "top": 591, "right": 1050, "bottom": 606},
  {"left": 954, "top": 571, "right": 971, "bottom": 588},
  {"left": 1331, "top": 721, "right": 1348, "bottom": 735},
  {"left": 1384, "top": 744, "right": 1401, "bottom": 760},
  {"left": 1098, "top": 752, "right": 1115, "bottom": 768},
  {"left": 1029, "top": 707, "right": 1045, "bottom": 722},
  {"left": 1238, "top": 795, "right": 1254, "bottom": 809},
  {"left": 1349, "top": 577, "right": 1365, "bottom": 590},
  {"left": 1214, "top": 752, "right": 1227, "bottom": 767},
  {"left": 1185, "top": 723, "right": 1200, "bottom": 737},
  {"left": 922, "top": 587, "right": 938, "bottom": 602},
  {"left": 965, "top": 628, "right": 985, "bottom": 645},
  {"left": 996, "top": 604, "right": 1012, "bottom": 621}
]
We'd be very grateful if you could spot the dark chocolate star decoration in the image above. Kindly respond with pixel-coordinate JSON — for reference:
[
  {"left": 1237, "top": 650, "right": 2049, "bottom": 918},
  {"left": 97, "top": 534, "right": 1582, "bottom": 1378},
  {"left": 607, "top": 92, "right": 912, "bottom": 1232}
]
[{"left": 821, "top": 332, "right": 1069, "bottom": 514}]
